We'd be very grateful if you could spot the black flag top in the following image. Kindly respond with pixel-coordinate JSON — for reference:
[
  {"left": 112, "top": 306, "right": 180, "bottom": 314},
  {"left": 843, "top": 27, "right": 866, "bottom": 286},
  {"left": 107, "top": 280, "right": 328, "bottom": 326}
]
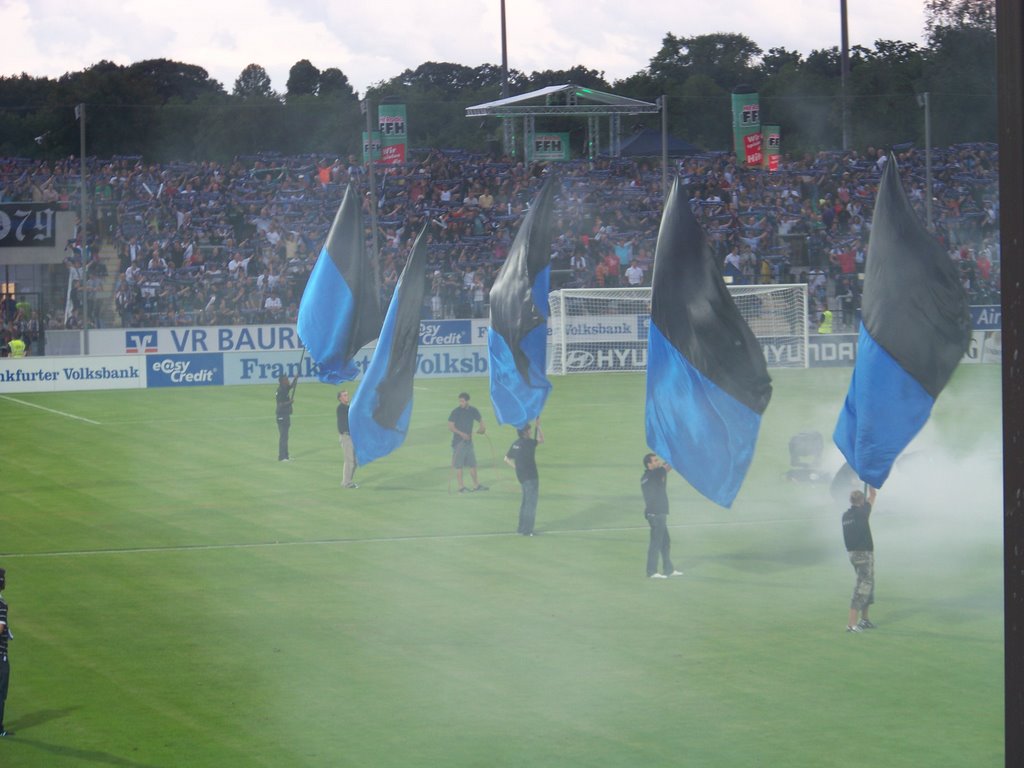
[
  {"left": 296, "top": 183, "right": 383, "bottom": 383},
  {"left": 488, "top": 177, "right": 558, "bottom": 381},
  {"left": 650, "top": 178, "right": 773, "bottom": 415},
  {"left": 860, "top": 154, "right": 971, "bottom": 397}
]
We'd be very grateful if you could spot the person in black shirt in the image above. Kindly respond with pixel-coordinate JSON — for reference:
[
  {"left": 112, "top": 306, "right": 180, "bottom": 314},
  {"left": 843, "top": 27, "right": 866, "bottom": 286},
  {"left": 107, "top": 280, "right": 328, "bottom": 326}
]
[
  {"left": 275, "top": 374, "right": 297, "bottom": 461},
  {"left": 641, "top": 454, "right": 683, "bottom": 579},
  {"left": 447, "top": 392, "right": 488, "bottom": 493},
  {"left": 504, "top": 421, "right": 544, "bottom": 536},
  {"left": 842, "top": 487, "right": 877, "bottom": 632},
  {"left": 0, "top": 567, "right": 12, "bottom": 737},
  {"left": 337, "top": 390, "right": 357, "bottom": 488}
]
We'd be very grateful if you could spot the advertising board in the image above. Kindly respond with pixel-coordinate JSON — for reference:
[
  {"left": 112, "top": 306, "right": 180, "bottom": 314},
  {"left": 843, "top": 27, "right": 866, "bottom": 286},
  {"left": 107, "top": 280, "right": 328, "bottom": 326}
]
[{"left": 0, "top": 356, "right": 144, "bottom": 393}]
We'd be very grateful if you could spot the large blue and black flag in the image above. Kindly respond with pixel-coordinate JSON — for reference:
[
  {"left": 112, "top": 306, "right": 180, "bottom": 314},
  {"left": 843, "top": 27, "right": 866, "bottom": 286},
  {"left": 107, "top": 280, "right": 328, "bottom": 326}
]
[
  {"left": 645, "top": 178, "right": 773, "bottom": 508},
  {"left": 833, "top": 155, "right": 970, "bottom": 488},
  {"left": 297, "top": 184, "right": 382, "bottom": 384},
  {"left": 487, "top": 177, "right": 557, "bottom": 428},
  {"left": 349, "top": 225, "right": 430, "bottom": 465}
]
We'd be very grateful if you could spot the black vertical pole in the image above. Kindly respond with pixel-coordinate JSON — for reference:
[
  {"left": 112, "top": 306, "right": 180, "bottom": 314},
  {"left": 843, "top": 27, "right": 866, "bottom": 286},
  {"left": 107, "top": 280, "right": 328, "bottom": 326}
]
[
  {"left": 840, "top": 0, "right": 850, "bottom": 150},
  {"left": 997, "top": 1, "right": 1024, "bottom": 765}
]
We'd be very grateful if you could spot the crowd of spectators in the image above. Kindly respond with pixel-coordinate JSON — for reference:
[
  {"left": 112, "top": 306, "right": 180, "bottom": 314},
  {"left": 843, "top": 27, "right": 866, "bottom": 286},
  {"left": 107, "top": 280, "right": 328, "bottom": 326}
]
[{"left": 0, "top": 140, "right": 1000, "bottom": 335}]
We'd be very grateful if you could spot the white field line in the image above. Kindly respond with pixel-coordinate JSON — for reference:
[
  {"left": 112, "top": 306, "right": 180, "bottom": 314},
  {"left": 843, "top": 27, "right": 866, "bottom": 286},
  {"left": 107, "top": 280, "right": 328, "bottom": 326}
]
[
  {"left": 0, "top": 395, "right": 101, "bottom": 425},
  {"left": 1, "top": 518, "right": 808, "bottom": 559}
]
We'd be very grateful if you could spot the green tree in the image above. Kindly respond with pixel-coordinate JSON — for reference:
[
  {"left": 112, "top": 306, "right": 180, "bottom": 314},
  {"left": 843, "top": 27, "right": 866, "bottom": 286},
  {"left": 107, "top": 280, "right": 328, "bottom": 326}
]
[
  {"left": 924, "top": 0, "right": 995, "bottom": 40},
  {"left": 319, "top": 68, "right": 357, "bottom": 101},
  {"left": 846, "top": 41, "right": 924, "bottom": 149},
  {"left": 233, "top": 64, "right": 276, "bottom": 99},
  {"left": 125, "top": 59, "right": 225, "bottom": 102},
  {"left": 648, "top": 33, "right": 763, "bottom": 90},
  {"left": 526, "top": 66, "right": 609, "bottom": 91},
  {"left": 921, "top": 25, "right": 996, "bottom": 144},
  {"left": 760, "top": 48, "right": 803, "bottom": 77},
  {"left": 286, "top": 59, "right": 320, "bottom": 99}
]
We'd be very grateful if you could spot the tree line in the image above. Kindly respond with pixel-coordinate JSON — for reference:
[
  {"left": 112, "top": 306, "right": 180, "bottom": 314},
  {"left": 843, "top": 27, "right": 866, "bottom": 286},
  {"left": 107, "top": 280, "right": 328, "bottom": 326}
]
[{"left": 0, "top": 1, "right": 996, "bottom": 161}]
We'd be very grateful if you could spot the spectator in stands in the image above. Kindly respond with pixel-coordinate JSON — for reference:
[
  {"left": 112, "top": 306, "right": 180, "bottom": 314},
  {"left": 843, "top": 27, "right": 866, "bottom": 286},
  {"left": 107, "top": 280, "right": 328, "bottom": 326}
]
[
  {"left": 625, "top": 259, "right": 645, "bottom": 287},
  {"left": 569, "top": 248, "right": 589, "bottom": 286},
  {"left": 1, "top": 142, "right": 1001, "bottom": 330},
  {"left": 263, "top": 291, "right": 284, "bottom": 322}
]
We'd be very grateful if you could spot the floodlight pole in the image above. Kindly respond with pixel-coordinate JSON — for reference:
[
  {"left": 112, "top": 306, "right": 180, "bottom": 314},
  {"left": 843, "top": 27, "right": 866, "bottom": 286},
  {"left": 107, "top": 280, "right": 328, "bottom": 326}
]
[
  {"left": 78, "top": 102, "right": 89, "bottom": 353},
  {"left": 996, "top": 1, "right": 1024, "bottom": 763},
  {"left": 363, "top": 98, "right": 380, "bottom": 287},
  {"left": 660, "top": 94, "right": 669, "bottom": 200},
  {"left": 840, "top": 0, "right": 850, "bottom": 150},
  {"left": 500, "top": 0, "right": 514, "bottom": 157},
  {"left": 923, "top": 91, "right": 933, "bottom": 229}
]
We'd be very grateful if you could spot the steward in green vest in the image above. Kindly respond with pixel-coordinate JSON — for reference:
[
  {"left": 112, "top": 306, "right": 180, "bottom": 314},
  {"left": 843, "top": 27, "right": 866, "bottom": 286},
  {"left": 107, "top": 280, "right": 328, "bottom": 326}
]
[{"left": 818, "top": 308, "right": 833, "bottom": 334}]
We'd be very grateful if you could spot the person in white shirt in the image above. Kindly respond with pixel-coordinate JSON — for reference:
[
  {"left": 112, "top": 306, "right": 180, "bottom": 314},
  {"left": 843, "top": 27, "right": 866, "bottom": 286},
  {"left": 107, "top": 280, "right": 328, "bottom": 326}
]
[{"left": 625, "top": 260, "right": 645, "bottom": 287}]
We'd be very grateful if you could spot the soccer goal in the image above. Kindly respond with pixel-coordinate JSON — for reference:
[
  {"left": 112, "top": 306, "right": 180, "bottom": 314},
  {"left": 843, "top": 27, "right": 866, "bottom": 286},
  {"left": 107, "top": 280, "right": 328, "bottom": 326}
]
[{"left": 547, "top": 284, "right": 809, "bottom": 374}]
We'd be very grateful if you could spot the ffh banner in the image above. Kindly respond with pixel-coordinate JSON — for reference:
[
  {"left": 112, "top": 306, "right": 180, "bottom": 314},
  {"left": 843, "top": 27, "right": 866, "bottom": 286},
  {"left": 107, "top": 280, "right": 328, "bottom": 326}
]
[
  {"left": 730, "top": 88, "right": 760, "bottom": 168},
  {"left": 379, "top": 103, "right": 408, "bottom": 165}
]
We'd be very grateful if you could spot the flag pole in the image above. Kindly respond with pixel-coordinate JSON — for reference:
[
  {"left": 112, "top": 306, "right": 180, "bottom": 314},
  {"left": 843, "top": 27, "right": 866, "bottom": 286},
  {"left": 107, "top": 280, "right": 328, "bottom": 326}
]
[{"left": 290, "top": 346, "right": 307, "bottom": 398}]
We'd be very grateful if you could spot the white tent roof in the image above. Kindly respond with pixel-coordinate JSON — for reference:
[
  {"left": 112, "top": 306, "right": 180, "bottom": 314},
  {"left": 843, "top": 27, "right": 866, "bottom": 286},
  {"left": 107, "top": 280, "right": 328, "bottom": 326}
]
[{"left": 465, "top": 84, "right": 659, "bottom": 117}]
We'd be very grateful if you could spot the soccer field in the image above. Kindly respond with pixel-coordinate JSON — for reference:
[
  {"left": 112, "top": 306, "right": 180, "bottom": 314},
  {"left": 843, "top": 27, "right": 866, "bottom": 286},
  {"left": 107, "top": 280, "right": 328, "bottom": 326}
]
[{"left": 0, "top": 365, "right": 1003, "bottom": 767}]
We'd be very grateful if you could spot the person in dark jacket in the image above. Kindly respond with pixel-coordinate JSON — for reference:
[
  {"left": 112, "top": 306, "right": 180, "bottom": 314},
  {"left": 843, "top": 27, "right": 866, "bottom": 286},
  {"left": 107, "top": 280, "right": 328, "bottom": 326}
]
[
  {"left": 275, "top": 374, "right": 297, "bottom": 461},
  {"left": 504, "top": 421, "right": 544, "bottom": 536},
  {"left": 1, "top": 567, "right": 12, "bottom": 737},
  {"left": 337, "top": 389, "right": 357, "bottom": 488},
  {"left": 842, "top": 487, "right": 877, "bottom": 632},
  {"left": 641, "top": 454, "right": 683, "bottom": 579}
]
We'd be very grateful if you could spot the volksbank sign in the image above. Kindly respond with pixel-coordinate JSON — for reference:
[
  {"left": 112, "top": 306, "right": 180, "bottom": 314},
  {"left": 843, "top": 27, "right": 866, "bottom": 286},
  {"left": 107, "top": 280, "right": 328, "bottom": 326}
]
[
  {"left": 0, "top": 356, "right": 144, "bottom": 393},
  {"left": 223, "top": 347, "right": 490, "bottom": 385}
]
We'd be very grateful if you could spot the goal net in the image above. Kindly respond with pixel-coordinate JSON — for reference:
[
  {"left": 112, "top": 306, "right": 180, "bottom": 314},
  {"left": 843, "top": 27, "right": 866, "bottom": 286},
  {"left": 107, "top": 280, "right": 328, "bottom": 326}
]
[{"left": 547, "top": 284, "right": 809, "bottom": 374}]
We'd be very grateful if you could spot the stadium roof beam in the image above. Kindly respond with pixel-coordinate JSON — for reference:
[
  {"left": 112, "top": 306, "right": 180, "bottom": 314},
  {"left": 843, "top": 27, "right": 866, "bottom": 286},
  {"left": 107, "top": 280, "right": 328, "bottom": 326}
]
[{"left": 465, "top": 83, "right": 660, "bottom": 160}]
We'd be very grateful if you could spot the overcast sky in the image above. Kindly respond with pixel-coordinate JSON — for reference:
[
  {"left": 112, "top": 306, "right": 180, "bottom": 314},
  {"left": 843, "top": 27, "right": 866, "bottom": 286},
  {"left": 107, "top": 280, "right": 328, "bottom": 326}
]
[{"left": 2, "top": 0, "right": 927, "bottom": 95}]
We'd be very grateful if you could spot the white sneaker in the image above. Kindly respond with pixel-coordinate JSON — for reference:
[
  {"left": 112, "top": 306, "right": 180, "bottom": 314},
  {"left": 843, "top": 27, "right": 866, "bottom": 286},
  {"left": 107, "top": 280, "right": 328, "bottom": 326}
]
[
  {"left": 649, "top": 573, "right": 668, "bottom": 579},
  {"left": 670, "top": 570, "right": 684, "bottom": 577}
]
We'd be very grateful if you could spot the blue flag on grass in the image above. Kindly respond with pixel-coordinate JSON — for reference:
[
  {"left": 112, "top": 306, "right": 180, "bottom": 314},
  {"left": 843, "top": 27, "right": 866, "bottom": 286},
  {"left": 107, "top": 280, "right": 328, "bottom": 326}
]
[
  {"left": 645, "top": 178, "right": 773, "bottom": 508},
  {"left": 297, "top": 184, "right": 382, "bottom": 383},
  {"left": 488, "top": 178, "right": 557, "bottom": 428},
  {"left": 833, "top": 155, "right": 970, "bottom": 488},
  {"left": 349, "top": 225, "right": 430, "bottom": 465}
]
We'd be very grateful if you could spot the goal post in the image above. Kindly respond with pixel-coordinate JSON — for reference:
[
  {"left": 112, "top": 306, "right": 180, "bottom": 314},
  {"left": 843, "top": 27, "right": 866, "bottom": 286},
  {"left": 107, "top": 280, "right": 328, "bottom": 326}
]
[{"left": 547, "top": 284, "right": 809, "bottom": 374}]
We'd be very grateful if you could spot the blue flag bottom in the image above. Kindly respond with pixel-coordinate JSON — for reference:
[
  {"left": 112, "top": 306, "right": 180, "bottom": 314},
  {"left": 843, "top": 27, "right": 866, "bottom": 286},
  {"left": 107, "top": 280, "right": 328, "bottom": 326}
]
[
  {"left": 834, "top": 327, "right": 935, "bottom": 488},
  {"left": 488, "top": 325, "right": 551, "bottom": 429},
  {"left": 296, "top": 247, "right": 359, "bottom": 384},
  {"left": 349, "top": 293, "right": 412, "bottom": 466},
  {"left": 645, "top": 323, "right": 762, "bottom": 508}
]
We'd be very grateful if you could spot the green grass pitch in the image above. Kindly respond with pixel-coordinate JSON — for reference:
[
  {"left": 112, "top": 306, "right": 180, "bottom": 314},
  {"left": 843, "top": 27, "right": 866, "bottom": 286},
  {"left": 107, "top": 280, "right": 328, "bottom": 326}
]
[{"left": 0, "top": 365, "right": 1003, "bottom": 767}]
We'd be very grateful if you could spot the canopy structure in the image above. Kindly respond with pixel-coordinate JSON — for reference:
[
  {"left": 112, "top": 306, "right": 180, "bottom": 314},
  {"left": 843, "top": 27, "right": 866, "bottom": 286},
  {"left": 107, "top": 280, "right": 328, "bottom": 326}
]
[{"left": 465, "top": 84, "right": 661, "bottom": 160}]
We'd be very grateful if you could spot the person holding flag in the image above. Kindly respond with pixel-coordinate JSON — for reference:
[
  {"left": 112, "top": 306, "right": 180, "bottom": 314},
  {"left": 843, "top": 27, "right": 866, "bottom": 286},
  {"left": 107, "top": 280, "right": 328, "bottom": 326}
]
[
  {"left": 641, "top": 454, "right": 683, "bottom": 579},
  {"left": 275, "top": 374, "right": 297, "bottom": 461},
  {"left": 504, "top": 420, "right": 544, "bottom": 536},
  {"left": 842, "top": 487, "right": 878, "bottom": 632}
]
